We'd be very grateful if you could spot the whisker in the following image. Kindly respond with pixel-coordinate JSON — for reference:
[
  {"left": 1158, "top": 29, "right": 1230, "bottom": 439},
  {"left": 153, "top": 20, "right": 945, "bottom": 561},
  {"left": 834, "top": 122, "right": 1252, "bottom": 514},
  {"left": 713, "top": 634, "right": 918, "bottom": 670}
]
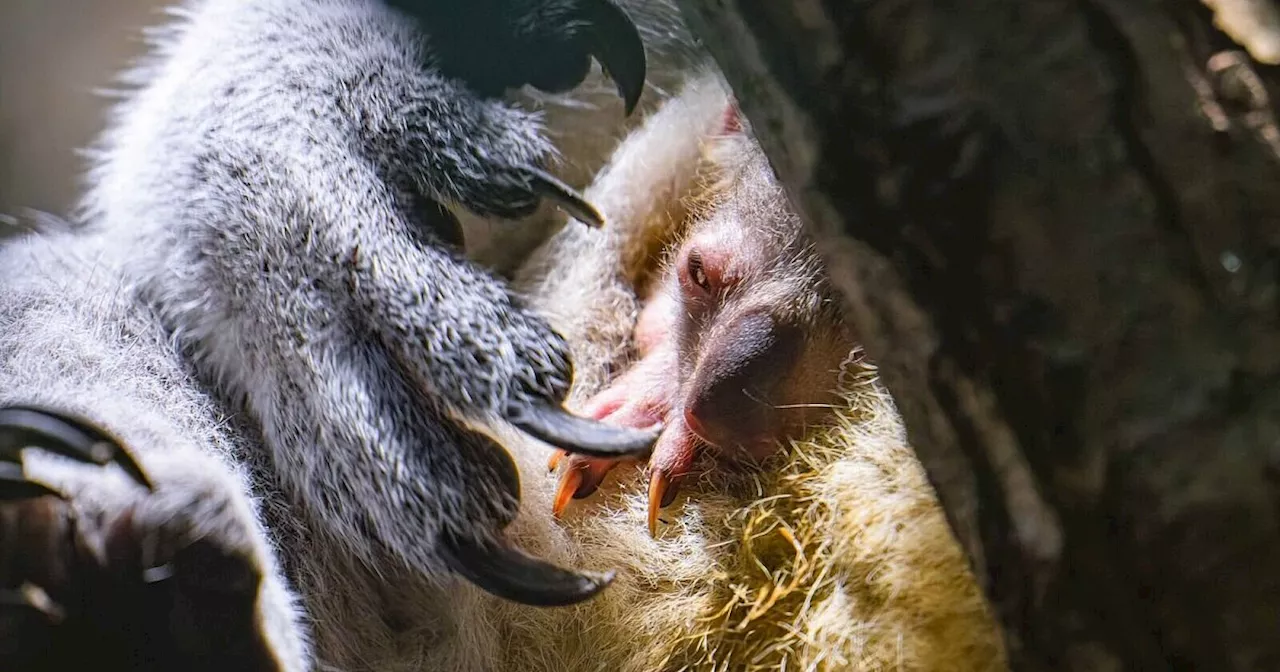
[
  {"left": 772, "top": 402, "right": 840, "bottom": 410},
  {"left": 742, "top": 388, "right": 781, "bottom": 410}
]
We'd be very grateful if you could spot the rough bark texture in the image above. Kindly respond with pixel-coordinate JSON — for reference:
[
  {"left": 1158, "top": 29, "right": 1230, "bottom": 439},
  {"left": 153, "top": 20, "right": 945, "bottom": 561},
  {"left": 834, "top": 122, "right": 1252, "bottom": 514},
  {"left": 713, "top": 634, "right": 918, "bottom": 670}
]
[{"left": 672, "top": 0, "right": 1280, "bottom": 669}]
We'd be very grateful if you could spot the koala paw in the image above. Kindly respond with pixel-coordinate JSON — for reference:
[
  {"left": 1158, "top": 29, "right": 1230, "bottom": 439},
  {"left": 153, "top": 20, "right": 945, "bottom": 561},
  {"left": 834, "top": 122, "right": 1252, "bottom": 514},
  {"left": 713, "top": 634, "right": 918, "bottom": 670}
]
[
  {"left": 308, "top": 0, "right": 657, "bottom": 608},
  {"left": 393, "top": 0, "right": 647, "bottom": 112},
  {"left": 394, "top": 0, "right": 647, "bottom": 228},
  {"left": 397, "top": 89, "right": 599, "bottom": 231},
  {"left": 0, "top": 406, "right": 287, "bottom": 672}
]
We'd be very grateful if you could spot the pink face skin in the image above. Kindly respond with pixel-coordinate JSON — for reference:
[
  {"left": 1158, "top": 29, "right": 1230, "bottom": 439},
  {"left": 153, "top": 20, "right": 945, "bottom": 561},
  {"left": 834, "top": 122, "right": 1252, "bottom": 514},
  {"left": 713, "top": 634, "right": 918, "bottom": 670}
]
[{"left": 548, "top": 106, "right": 856, "bottom": 536}]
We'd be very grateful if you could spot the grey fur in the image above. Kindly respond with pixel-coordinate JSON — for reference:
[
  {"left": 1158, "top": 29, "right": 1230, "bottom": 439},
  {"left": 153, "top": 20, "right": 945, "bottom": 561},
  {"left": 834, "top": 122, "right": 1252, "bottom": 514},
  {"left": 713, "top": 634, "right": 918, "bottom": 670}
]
[{"left": 0, "top": 0, "right": 706, "bottom": 668}]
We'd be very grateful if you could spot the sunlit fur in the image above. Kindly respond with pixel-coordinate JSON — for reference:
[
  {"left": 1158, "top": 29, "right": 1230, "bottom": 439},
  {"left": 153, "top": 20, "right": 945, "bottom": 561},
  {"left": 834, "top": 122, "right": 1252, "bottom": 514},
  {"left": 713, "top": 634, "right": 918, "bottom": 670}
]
[{"left": 0, "top": 2, "right": 1004, "bottom": 668}]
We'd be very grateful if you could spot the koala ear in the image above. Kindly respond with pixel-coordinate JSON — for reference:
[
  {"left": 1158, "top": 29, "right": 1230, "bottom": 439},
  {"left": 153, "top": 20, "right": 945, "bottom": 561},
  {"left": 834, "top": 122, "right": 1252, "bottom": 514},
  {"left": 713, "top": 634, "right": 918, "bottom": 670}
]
[{"left": 720, "top": 102, "right": 744, "bottom": 136}]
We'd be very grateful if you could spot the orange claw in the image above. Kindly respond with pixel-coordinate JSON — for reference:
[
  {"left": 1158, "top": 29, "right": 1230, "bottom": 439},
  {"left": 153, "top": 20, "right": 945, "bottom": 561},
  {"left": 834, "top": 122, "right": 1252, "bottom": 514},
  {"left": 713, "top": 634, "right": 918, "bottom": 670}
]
[
  {"left": 647, "top": 470, "right": 672, "bottom": 537},
  {"left": 547, "top": 449, "right": 568, "bottom": 473},
  {"left": 552, "top": 468, "right": 584, "bottom": 519}
]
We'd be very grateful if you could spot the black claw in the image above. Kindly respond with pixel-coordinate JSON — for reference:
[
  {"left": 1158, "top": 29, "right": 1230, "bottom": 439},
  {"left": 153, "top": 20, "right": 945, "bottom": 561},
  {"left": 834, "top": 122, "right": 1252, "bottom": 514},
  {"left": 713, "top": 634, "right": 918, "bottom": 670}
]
[
  {"left": 0, "top": 462, "right": 62, "bottom": 500},
  {"left": 0, "top": 583, "right": 67, "bottom": 623},
  {"left": 525, "top": 167, "right": 605, "bottom": 227},
  {"left": 583, "top": 0, "right": 647, "bottom": 115},
  {"left": 0, "top": 405, "right": 153, "bottom": 491},
  {"left": 440, "top": 532, "right": 615, "bottom": 607},
  {"left": 507, "top": 399, "right": 659, "bottom": 458}
]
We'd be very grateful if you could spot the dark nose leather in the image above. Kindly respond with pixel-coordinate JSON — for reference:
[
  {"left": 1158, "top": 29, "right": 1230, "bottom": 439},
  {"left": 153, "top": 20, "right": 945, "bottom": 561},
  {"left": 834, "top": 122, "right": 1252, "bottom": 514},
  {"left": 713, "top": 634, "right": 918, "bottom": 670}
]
[{"left": 684, "top": 311, "right": 801, "bottom": 451}]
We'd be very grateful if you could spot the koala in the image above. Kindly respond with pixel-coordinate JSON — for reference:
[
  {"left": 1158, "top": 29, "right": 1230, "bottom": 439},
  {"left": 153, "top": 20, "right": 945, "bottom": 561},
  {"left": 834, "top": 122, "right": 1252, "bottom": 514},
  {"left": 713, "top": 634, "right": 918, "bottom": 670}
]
[
  {"left": 0, "top": 2, "right": 1006, "bottom": 669},
  {"left": 0, "top": 0, "right": 715, "bottom": 668}
]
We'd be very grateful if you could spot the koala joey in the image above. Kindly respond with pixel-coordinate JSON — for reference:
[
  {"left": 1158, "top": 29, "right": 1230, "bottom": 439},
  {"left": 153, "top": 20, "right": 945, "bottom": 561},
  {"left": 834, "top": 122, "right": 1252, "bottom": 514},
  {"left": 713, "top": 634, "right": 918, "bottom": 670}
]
[
  {"left": 548, "top": 108, "right": 859, "bottom": 537},
  {"left": 0, "top": 0, "right": 709, "bottom": 668}
]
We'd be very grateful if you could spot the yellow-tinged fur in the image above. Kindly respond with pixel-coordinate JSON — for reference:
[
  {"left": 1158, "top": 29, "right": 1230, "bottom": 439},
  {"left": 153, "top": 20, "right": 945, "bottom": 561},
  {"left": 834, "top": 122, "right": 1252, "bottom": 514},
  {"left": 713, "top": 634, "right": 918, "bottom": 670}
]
[
  {"left": 541, "top": 369, "right": 1004, "bottom": 672},
  {"left": 476, "top": 73, "right": 1010, "bottom": 671}
]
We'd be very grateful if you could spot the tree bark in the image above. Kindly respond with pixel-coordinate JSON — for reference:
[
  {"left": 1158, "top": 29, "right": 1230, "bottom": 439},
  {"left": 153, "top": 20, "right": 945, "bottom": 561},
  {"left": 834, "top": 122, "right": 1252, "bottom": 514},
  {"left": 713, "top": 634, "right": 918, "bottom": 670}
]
[{"left": 671, "top": 0, "right": 1280, "bottom": 669}]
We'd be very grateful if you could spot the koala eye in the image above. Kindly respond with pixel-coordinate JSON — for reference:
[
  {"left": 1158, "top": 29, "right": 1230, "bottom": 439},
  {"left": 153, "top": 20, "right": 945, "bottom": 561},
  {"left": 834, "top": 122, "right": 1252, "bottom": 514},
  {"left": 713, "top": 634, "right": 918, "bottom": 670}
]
[
  {"left": 678, "top": 240, "right": 729, "bottom": 302},
  {"left": 688, "top": 250, "right": 711, "bottom": 292}
]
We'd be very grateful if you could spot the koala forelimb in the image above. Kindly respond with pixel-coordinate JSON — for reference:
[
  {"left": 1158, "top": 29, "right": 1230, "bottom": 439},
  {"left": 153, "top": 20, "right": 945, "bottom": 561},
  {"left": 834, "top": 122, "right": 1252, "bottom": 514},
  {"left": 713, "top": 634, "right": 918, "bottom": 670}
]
[{"left": 0, "top": 0, "right": 711, "bottom": 667}]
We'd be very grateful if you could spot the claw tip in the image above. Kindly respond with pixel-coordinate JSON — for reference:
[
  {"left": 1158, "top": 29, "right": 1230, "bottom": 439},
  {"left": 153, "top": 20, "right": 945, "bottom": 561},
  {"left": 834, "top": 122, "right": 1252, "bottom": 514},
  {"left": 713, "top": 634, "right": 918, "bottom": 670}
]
[
  {"left": 510, "top": 400, "right": 659, "bottom": 459},
  {"left": 552, "top": 468, "right": 583, "bottom": 518},
  {"left": 548, "top": 449, "right": 567, "bottom": 473},
  {"left": 526, "top": 168, "right": 606, "bottom": 228},
  {"left": 646, "top": 470, "right": 667, "bottom": 538},
  {"left": 586, "top": 0, "right": 647, "bottom": 119},
  {"left": 442, "top": 533, "right": 619, "bottom": 607}
]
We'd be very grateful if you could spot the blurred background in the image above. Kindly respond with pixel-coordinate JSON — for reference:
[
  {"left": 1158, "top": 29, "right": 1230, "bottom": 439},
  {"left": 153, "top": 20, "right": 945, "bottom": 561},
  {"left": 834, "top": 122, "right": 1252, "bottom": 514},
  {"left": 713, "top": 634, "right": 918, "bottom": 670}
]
[{"left": 1, "top": 0, "right": 163, "bottom": 219}]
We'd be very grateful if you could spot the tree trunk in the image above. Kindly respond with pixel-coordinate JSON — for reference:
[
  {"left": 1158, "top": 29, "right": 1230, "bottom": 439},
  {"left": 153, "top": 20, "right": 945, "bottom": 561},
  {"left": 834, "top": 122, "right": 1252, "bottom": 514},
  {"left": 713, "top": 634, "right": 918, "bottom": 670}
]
[{"left": 671, "top": 0, "right": 1280, "bottom": 669}]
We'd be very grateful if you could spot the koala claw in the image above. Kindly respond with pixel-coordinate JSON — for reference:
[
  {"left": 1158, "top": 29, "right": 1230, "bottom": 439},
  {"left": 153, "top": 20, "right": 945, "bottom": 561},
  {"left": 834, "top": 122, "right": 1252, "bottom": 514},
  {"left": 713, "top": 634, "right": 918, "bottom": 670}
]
[
  {"left": 580, "top": 0, "right": 647, "bottom": 114},
  {"left": 399, "top": 0, "right": 646, "bottom": 113},
  {"left": 441, "top": 531, "right": 615, "bottom": 607},
  {"left": 507, "top": 399, "right": 660, "bottom": 459},
  {"left": 0, "top": 404, "right": 153, "bottom": 498},
  {"left": 526, "top": 166, "right": 605, "bottom": 227},
  {"left": 646, "top": 469, "right": 679, "bottom": 538},
  {"left": 0, "top": 462, "right": 62, "bottom": 499},
  {"left": 1, "top": 582, "right": 65, "bottom": 621},
  {"left": 0, "top": 405, "right": 289, "bottom": 670}
]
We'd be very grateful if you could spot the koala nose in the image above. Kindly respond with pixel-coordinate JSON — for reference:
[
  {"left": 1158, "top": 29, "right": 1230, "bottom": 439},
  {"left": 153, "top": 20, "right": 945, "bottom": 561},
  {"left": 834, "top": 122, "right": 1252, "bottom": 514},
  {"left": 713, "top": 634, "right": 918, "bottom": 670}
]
[{"left": 683, "top": 311, "right": 801, "bottom": 456}]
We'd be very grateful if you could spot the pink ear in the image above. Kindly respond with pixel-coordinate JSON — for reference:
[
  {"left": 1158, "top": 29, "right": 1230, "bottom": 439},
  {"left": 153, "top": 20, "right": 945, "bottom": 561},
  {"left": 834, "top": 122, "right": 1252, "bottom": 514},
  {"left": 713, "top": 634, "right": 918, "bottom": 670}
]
[{"left": 720, "top": 102, "right": 743, "bottom": 135}]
